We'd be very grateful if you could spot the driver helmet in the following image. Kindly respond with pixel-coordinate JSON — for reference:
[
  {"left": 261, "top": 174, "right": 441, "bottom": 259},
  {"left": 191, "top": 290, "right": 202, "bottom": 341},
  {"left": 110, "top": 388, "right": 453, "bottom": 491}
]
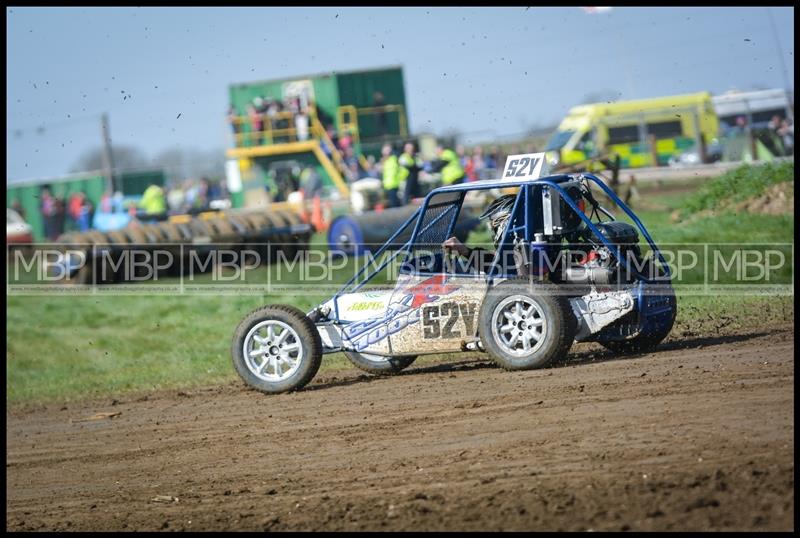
[{"left": 479, "top": 194, "right": 516, "bottom": 246}]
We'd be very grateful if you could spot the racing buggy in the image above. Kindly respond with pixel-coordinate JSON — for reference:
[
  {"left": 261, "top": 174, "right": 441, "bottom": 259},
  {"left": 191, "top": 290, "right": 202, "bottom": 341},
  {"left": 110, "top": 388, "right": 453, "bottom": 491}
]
[{"left": 231, "top": 154, "right": 676, "bottom": 394}]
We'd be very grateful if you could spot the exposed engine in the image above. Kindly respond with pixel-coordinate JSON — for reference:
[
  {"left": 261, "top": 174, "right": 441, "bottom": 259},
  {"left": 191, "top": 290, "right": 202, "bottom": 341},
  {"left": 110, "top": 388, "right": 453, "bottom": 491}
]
[
  {"left": 557, "top": 221, "right": 643, "bottom": 287},
  {"left": 521, "top": 178, "right": 644, "bottom": 290}
]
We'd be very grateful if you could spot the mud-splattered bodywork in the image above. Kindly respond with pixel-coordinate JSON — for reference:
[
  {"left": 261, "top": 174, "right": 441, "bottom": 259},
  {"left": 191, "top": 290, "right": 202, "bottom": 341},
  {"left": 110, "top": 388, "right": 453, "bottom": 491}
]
[{"left": 318, "top": 274, "right": 487, "bottom": 356}]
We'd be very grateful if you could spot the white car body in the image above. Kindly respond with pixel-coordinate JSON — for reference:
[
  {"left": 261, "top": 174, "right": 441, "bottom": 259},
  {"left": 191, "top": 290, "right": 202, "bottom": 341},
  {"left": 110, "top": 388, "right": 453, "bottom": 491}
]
[{"left": 7, "top": 208, "right": 33, "bottom": 245}]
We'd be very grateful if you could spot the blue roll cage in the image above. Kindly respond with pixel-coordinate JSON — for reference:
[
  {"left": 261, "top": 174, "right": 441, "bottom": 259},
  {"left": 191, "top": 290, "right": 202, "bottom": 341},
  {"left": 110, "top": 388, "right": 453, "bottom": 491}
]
[{"left": 330, "top": 173, "right": 672, "bottom": 323}]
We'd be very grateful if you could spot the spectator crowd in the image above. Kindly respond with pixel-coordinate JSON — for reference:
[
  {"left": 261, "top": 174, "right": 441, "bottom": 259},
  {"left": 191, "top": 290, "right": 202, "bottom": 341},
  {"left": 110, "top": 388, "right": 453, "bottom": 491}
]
[
  {"left": 725, "top": 114, "right": 794, "bottom": 158},
  {"left": 767, "top": 115, "right": 794, "bottom": 156},
  {"left": 33, "top": 177, "right": 228, "bottom": 241},
  {"left": 227, "top": 95, "right": 518, "bottom": 208},
  {"left": 37, "top": 186, "right": 95, "bottom": 241},
  {"left": 229, "top": 94, "right": 318, "bottom": 147}
]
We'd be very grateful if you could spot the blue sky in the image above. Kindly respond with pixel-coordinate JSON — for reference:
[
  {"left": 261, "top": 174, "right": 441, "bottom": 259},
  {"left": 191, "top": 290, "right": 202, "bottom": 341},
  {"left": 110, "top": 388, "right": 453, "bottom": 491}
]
[{"left": 6, "top": 6, "right": 794, "bottom": 182}]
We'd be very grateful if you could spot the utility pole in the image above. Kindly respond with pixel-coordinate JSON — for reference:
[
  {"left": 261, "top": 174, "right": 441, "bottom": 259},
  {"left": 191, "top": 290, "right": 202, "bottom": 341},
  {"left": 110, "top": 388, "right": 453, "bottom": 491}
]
[{"left": 100, "top": 112, "right": 116, "bottom": 193}]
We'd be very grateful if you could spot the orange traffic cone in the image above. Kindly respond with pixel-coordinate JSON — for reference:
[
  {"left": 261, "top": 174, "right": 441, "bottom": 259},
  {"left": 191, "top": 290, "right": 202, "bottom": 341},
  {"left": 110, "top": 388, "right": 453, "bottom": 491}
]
[
  {"left": 297, "top": 192, "right": 309, "bottom": 223},
  {"left": 310, "top": 195, "right": 327, "bottom": 232}
]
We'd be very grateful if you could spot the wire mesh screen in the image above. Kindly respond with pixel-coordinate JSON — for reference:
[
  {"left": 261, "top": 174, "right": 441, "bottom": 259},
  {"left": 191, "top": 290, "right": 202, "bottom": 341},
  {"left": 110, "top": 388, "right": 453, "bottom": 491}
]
[{"left": 410, "top": 197, "right": 460, "bottom": 259}]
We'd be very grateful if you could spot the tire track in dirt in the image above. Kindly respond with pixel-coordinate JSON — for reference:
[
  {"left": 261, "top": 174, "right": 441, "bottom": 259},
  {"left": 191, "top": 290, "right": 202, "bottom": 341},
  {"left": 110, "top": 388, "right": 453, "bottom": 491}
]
[{"left": 6, "top": 326, "right": 794, "bottom": 531}]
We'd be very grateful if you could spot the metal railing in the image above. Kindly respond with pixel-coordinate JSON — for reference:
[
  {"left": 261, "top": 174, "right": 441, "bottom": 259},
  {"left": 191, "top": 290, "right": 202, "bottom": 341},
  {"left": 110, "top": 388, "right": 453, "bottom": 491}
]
[
  {"left": 357, "top": 104, "right": 408, "bottom": 140},
  {"left": 226, "top": 108, "right": 353, "bottom": 195},
  {"left": 336, "top": 105, "right": 359, "bottom": 143},
  {"left": 310, "top": 115, "right": 350, "bottom": 175},
  {"left": 228, "top": 103, "right": 408, "bottom": 149},
  {"left": 336, "top": 104, "right": 409, "bottom": 144},
  {"left": 227, "top": 109, "right": 349, "bottom": 166},
  {"left": 226, "top": 103, "right": 410, "bottom": 185},
  {"left": 228, "top": 110, "right": 310, "bottom": 147}
]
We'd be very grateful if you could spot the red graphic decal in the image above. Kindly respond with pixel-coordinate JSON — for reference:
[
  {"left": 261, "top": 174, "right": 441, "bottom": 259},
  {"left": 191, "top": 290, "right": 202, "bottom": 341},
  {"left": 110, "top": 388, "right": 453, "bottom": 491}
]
[{"left": 406, "top": 274, "right": 459, "bottom": 308}]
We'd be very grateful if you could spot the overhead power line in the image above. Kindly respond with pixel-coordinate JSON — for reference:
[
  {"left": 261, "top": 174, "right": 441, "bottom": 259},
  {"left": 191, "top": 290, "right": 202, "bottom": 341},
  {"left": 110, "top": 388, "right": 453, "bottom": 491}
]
[{"left": 7, "top": 113, "right": 102, "bottom": 136}]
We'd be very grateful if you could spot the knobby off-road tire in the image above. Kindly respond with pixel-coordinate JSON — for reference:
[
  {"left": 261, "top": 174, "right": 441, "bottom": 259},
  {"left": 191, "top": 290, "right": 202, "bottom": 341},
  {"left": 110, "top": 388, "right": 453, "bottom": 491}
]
[
  {"left": 343, "top": 351, "right": 417, "bottom": 375},
  {"left": 231, "top": 304, "right": 322, "bottom": 394},
  {"left": 478, "top": 279, "right": 577, "bottom": 370}
]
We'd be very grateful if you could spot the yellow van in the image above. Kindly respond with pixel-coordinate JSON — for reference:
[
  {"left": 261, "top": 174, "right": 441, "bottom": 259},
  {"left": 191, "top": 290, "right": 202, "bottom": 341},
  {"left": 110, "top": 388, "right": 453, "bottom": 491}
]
[{"left": 545, "top": 92, "right": 719, "bottom": 169}]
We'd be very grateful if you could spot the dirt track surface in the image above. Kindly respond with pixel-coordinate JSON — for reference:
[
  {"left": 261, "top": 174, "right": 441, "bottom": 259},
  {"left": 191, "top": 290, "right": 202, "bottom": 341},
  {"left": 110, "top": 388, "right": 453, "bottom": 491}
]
[{"left": 7, "top": 326, "right": 794, "bottom": 531}]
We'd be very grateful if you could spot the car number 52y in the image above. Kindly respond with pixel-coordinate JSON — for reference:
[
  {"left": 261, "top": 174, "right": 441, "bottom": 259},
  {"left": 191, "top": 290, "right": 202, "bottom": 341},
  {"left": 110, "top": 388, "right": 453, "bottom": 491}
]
[{"left": 422, "top": 302, "right": 477, "bottom": 339}]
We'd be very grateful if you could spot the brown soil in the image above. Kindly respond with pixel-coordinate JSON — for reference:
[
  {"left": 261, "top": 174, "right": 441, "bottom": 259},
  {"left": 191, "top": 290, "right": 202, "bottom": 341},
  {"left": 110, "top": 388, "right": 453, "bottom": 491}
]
[
  {"left": 671, "top": 181, "right": 794, "bottom": 223},
  {"left": 736, "top": 182, "right": 794, "bottom": 216},
  {"left": 6, "top": 324, "right": 794, "bottom": 531}
]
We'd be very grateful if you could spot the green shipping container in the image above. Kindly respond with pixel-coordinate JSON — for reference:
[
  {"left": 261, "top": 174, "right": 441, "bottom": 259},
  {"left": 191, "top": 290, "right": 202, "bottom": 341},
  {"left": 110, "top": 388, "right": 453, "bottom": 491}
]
[
  {"left": 336, "top": 66, "right": 407, "bottom": 141},
  {"left": 228, "top": 65, "right": 407, "bottom": 140},
  {"left": 6, "top": 169, "right": 166, "bottom": 241},
  {"left": 6, "top": 173, "right": 106, "bottom": 242},
  {"left": 228, "top": 65, "right": 409, "bottom": 189},
  {"left": 118, "top": 169, "right": 166, "bottom": 196}
]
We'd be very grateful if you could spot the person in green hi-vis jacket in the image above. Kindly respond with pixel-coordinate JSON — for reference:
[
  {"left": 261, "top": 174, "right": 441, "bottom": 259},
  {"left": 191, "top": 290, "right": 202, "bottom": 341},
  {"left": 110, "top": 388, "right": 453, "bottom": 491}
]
[
  {"left": 432, "top": 145, "right": 466, "bottom": 186},
  {"left": 381, "top": 143, "right": 402, "bottom": 208},
  {"left": 138, "top": 184, "right": 167, "bottom": 215}
]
